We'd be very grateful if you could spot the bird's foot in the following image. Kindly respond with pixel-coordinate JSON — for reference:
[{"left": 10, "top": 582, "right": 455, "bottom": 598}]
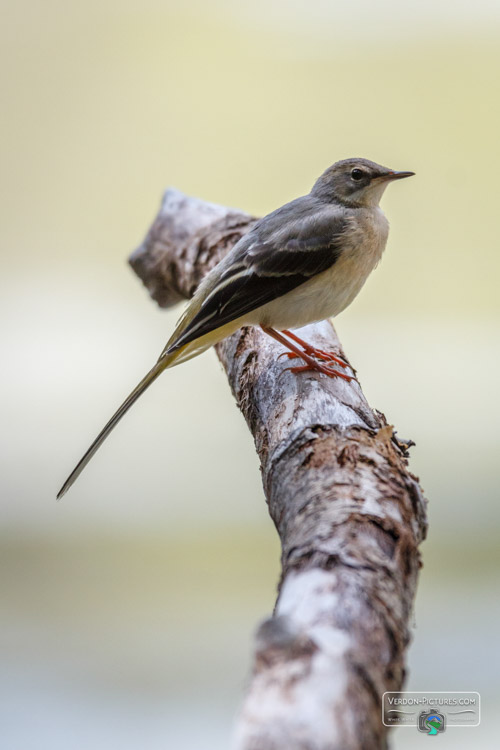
[
  {"left": 280, "top": 329, "right": 350, "bottom": 369},
  {"left": 283, "top": 360, "right": 354, "bottom": 381},
  {"left": 279, "top": 349, "right": 348, "bottom": 368},
  {"left": 260, "top": 325, "right": 355, "bottom": 382}
]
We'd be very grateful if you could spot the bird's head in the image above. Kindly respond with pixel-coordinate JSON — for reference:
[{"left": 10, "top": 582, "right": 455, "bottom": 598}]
[{"left": 311, "top": 158, "right": 414, "bottom": 207}]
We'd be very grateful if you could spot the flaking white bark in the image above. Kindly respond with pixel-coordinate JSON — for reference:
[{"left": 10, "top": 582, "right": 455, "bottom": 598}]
[{"left": 129, "top": 189, "right": 428, "bottom": 750}]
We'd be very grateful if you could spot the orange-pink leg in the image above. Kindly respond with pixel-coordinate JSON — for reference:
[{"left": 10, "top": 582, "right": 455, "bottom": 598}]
[
  {"left": 261, "top": 326, "right": 353, "bottom": 382},
  {"left": 281, "top": 329, "right": 349, "bottom": 368}
]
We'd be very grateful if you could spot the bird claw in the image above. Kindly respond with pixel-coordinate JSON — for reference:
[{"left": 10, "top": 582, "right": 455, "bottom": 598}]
[
  {"left": 283, "top": 362, "right": 354, "bottom": 382},
  {"left": 310, "top": 348, "right": 349, "bottom": 368},
  {"left": 266, "top": 327, "right": 356, "bottom": 382},
  {"left": 279, "top": 348, "right": 349, "bottom": 368}
]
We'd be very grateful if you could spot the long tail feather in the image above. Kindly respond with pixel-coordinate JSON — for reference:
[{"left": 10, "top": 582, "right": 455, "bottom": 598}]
[{"left": 57, "top": 349, "right": 181, "bottom": 499}]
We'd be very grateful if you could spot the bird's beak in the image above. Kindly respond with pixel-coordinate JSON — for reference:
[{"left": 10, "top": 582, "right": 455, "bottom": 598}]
[{"left": 380, "top": 170, "right": 415, "bottom": 181}]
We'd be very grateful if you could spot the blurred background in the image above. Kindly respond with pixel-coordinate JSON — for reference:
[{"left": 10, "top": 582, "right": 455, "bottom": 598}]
[{"left": 1, "top": 1, "right": 499, "bottom": 747}]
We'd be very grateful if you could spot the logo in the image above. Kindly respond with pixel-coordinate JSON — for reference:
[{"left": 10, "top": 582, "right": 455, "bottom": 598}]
[
  {"left": 381, "top": 691, "right": 480, "bottom": 729},
  {"left": 418, "top": 710, "right": 446, "bottom": 735}
]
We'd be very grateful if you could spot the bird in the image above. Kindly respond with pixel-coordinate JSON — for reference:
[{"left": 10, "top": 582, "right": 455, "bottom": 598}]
[{"left": 57, "top": 157, "right": 414, "bottom": 498}]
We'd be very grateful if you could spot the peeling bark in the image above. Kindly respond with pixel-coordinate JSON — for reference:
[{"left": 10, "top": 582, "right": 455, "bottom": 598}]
[{"left": 130, "top": 189, "right": 428, "bottom": 750}]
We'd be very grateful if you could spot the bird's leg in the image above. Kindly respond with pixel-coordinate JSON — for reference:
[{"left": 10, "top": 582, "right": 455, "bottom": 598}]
[
  {"left": 260, "top": 326, "right": 353, "bottom": 382},
  {"left": 280, "top": 329, "right": 349, "bottom": 369}
]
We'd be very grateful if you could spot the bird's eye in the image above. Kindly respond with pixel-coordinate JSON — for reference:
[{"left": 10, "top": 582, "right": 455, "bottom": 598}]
[{"left": 351, "top": 168, "right": 364, "bottom": 181}]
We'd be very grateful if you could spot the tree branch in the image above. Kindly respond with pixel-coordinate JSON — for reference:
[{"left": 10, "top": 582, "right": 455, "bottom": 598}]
[{"left": 129, "top": 189, "right": 428, "bottom": 750}]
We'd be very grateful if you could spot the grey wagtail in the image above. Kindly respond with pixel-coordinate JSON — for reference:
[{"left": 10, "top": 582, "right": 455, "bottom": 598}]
[{"left": 57, "top": 158, "right": 414, "bottom": 498}]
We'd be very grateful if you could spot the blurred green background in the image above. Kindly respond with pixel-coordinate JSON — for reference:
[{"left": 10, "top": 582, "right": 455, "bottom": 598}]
[{"left": 1, "top": 1, "right": 499, "bottom": 747}]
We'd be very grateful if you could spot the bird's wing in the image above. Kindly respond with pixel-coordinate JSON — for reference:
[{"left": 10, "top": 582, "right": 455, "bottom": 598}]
[{"left": 165, "top": 210, "right": 348, "bottom": 354}]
